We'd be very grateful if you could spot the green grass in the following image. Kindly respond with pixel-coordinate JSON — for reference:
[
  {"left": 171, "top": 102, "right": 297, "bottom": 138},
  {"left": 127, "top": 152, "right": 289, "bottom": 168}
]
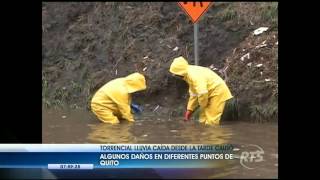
[
  {"left": 260, "top": 2, "right": 278, "bottom": 29},
  {"left": 220, "top": 7, "right": 238, "bottom": 22},
  {"left": 249, "top": 96, "right": 278, "bottom": 122}
]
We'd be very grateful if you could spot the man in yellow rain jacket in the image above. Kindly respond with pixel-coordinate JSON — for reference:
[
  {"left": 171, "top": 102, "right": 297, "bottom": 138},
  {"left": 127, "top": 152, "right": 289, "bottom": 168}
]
[
  {"left": 169, "top": 56, "right": 233, "bottom": 126},
  {"left": 91, "top": 72, "right": 146, "bottom": 124}
]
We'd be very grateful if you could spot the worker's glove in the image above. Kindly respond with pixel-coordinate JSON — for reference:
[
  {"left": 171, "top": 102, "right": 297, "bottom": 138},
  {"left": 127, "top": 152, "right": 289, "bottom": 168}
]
[
  {"left": 131, "top": 103, "right": 143, "bottom": 114},
  {"left": 184, "top": 110, "right": 193, "bottom": 121}
]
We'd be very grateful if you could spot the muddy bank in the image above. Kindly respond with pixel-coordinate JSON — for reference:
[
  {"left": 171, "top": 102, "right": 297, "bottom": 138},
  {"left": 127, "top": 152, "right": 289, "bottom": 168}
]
[{"left": 42, "top": 2, "right": 278, "bottom": 121}]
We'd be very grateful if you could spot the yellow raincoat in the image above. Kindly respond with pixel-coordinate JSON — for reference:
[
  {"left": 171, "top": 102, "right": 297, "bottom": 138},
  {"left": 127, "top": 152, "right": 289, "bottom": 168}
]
[
  {"left": 169, "top": 56, "right": 233, "bottom": 125},
  {"left": 91, "top": 73, "right": 146, "bottom": 124}
]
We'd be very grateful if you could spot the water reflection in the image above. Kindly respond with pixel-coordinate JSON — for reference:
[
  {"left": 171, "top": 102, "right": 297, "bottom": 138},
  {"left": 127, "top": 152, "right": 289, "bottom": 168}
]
[
  {"left": 87, "top": 122, "right": 137, "bottom": 143},
  {"left": 86, "top": 118, "right": 233, "bottom": 144}
]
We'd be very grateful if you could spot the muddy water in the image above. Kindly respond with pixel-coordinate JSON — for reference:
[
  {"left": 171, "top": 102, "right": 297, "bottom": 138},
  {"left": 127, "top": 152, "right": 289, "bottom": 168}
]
[{"left": 42, "top": 109, "right": 278, "bottom": 178}]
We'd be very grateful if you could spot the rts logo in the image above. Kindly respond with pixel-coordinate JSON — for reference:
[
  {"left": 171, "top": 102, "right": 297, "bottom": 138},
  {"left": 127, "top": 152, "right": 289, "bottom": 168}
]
[{"left": 239, "top": 144, "right": 264, "bottom": 169}]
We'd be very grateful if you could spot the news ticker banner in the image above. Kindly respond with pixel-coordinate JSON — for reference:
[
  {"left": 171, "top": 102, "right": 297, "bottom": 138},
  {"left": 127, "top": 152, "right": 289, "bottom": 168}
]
[{"left": 0, "top": 144, "right": 238, "bottom": 169}]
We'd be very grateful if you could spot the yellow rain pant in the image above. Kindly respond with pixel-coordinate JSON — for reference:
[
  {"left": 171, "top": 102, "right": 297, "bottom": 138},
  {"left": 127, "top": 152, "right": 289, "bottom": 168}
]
[
  {"left": 199, "top": 98, "right": 226, "bottom": 125},
  {"left": 91, "top": 102, "right": 120, "bottom": 125}
]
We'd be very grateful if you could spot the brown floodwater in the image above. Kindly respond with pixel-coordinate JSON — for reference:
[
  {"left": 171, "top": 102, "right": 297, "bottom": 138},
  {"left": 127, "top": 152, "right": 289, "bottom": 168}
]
[{"left": 42, "top": 108, "right": 278, "bottom": 178}]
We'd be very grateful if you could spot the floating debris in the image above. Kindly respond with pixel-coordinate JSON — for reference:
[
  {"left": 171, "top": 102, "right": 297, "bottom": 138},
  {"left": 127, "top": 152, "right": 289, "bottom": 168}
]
[
  {"left": 143, "top": 67, "right": 147, "bottom": 71},
  {"left": 143, "top": 56, "right": 148, "bottom": 59},
  {"left": 276, "top": 41, "right": 278, "bottom": 45},
  {"left": 170, "top": 130, "right": 178, "bottom": 133},
  {"left": 260, "top": 71, "right": 263, "bottom": 75},
  {"left": 115, "top": 69, "right": 117, "bottom": 75},
  {"left": 233, "top": 155, "right": 241, "bottom": 159},
  {"left": 253, "top": 27, "right": 268, "bottom": 35},
  {"left": 173, "top": 46, "right": 179, "bottom": 51},
  {"left": 62, "top": 116, "right": 67, "bottom": 119},
  {"left": 153, "top": 105, "right": 160, "bottom": 112},
  {"left": 142, "top": 134, "right": 148, "bottom": 137},
  {"left": 62, "top": 87, "right": 66, "bottom": 90},
  {"left": 233, "top": 148, "right": 240, "bottom": 151},
  {"left": 256, "top": 64, "right": 263, "bottom": 67},
  {"left": 240, "top": 53, "right": 250, "bottom": 61},
  {"left": 208, "top": 64, "right": 217, "bottom": 70},
  {"left": 247, "top": 62, "right": 252, "bottom": 67},
  {"left": 265, "top": 78, "right": 271, "bottom": 82}
]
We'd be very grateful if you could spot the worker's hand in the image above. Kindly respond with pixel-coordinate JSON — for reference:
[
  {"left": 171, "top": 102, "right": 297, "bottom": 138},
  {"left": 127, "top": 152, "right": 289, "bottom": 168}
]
[
  {"left": 184, "top": 110, "right": 193, "bottom": 121},
  {"left": 131, "top": 103, "right": 143, "bottom": 114}
]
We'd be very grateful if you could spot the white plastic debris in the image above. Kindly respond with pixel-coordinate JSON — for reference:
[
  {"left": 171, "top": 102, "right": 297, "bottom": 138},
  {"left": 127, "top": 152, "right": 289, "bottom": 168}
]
[
  {"left": 247, "top": 62, "right": 252, "bottom": 67},
  {"left": 256, "top": 64, "right": 263, "bottom": 67},
  {"left": 253, "top": 27, "right": 268, "bottom": 35},
  {"left": 209, "top": 64, "right": 218, "bottom": 70},
  {"left": 260, "top": 71, "right": 263, "bottom": 75},
  {"left": 62, "top": 116, "right": 67, "bottom": 119},
  {"left": 276, "top": 41, "right": 278, "bottom": 45},
  {"left": 115, "top": 69, "right": 117, "bottom": 75},
  {"left": 173, "top": 46, "right": 179, "bottom": 51},
  {"left": 143, "top": 67, "right": 147, "bottom": 71},
  {"left": 62, "top": 87, "right": 66, "bottom": 90},
  {"left": 242, "top": 49, "right": 246, "bottom": 52},
  {"left": 256, "top": 44, "right": 267, "bottom": 48},
  {"left": 143, "top": 56, "right": 148, "bottom": 59},
  {"left": 265, "top": 78, "right": 271, "bottom": 82},
  {"left": 256, "top": 40, "right": 267, "bottom": 48},
  {"left": 170, "top": 130, "right": 178, "bottom": 133},
  {"left": 240, "top": 53, "right": 250, "bottom": 61},
  {"left": 233, "top": 48, "right": 237, "bottom": 54},
  {"left": 233, "top": 155, "right": 241, "bottom": 159},
  {"left": 233, "top": 148, "right": 240, "bottom": 151},
  {"left": 153, "top": 105, "right": 160, "bottom": 112},
  {"left": 142, "top": 134, "right": 148, "bottom": 137}
]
